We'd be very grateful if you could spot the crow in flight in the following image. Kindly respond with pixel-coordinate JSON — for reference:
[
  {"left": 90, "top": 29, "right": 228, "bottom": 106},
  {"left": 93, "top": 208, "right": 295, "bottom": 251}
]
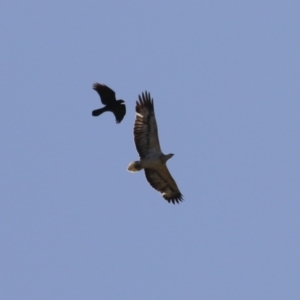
[{"left": 92, "top": 83, "right": 126, "bottom": 124}]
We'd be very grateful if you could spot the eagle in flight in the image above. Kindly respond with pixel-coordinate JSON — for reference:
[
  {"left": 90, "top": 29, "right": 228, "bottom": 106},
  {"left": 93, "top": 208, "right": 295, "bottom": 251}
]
[
  {"left": 92, "top": 83, "right": 126, "bottom": 124},
  {"left": 127, "top": 92, "right": 183, "bottom": 204}
]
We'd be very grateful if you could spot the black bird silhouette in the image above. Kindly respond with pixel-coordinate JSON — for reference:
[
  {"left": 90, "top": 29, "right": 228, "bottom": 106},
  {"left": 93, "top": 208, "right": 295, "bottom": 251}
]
[{"left": 92, "top": 83, "right": 126, "bottom": 124}]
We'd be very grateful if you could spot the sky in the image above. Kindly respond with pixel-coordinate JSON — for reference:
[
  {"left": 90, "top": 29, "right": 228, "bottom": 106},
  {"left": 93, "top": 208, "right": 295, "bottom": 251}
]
[{"left": 1, "top": 0, "right": 300, "bottom": 299}]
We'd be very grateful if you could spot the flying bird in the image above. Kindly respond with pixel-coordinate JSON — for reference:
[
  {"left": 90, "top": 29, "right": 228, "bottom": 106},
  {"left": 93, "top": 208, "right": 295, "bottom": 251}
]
[
  {"left": 92, "top": 83, "right": 126, "bottom": 123},
  {"left": 127, "top": 91, "right": 183, "bottom": 204}
]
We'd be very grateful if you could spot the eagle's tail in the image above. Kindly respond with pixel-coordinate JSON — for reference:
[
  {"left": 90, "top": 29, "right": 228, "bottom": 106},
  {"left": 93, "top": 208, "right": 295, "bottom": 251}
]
[{"left": 127, "top": 161, "right": 143, "bottom": 172}]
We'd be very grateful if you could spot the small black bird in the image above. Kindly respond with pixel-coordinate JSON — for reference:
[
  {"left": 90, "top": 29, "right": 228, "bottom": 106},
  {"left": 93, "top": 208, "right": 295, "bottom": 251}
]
[{"left": 92, "top": 83, "right": 126, "bottom": 124}]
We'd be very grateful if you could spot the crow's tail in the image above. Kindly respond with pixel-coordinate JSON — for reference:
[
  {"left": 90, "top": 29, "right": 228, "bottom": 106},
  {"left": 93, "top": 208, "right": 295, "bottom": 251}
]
[{"left": 92, "top": 106, "right": 108, "bottom": 117}]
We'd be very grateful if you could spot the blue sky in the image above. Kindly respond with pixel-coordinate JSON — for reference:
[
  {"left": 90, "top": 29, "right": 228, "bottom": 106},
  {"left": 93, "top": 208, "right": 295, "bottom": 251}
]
[{"left": 1, "top": 1, "right": 299, "bottom": 299}]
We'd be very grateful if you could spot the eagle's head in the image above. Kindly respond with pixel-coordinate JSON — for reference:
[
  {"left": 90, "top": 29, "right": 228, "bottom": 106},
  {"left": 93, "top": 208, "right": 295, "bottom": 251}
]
[
  {"left": 161, "top": 153, "right": 174, "bottom": 163},
  {"left": 167, "top": 153, "right": 174, "bottom": 159}
]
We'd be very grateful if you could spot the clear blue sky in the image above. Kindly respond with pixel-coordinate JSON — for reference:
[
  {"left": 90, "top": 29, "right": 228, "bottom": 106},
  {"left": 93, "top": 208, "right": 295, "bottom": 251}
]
[{"left": 1, "top": 1, "right": 299, "bottom": 299}]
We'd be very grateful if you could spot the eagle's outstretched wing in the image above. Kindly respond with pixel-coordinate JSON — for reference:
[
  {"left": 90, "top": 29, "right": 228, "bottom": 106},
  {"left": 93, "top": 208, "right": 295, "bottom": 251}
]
[
  {"left": 134, "top": 92, "right": 162, "bottom": 158},
  {"left": 145, "top": 167, "right": 183, "bottom": 204}
]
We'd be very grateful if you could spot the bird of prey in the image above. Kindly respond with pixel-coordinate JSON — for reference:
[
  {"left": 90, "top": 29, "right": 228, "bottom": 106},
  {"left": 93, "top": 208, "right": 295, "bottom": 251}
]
[
  {"left": 127, "top": 91, "right": 183, "bottom": 204},
  {"left": 92, "top": 83, "right": 126, "bottom": 124}
]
